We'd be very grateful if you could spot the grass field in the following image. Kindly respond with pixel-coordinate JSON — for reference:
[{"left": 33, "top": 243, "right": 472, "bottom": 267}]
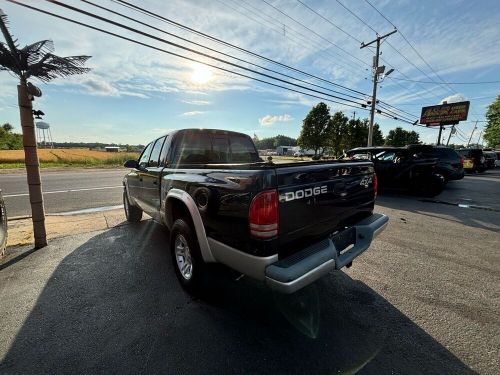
[{"left": 0, "top": 149, "right": 139, "bottom": 169}]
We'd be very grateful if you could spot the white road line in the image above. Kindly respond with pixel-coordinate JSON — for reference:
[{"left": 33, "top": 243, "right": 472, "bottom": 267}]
[{"left": 4, "top": 185, "right": 123, "bottom": 198}]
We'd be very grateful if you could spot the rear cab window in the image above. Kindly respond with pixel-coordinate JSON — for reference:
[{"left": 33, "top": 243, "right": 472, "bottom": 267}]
[{"left": 172, "top": 131, "right": 260, "bottom": 165}]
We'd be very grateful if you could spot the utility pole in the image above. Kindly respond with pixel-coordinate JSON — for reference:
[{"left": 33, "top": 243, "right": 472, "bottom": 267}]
[
  {"left": 352, "top": 111, "right": 356, "bottom": 121},
  {"left": 476, "top": 130, "right": 483, "bottom": 147},
  {"left": 446, "top": 125, "right": 455, "bottom": 146},
  {"left": 361, "top": 29, "right": 397, "bottom": 147},
  {"left": 467, "top": 120, "right": 478, "bottom": 147}
]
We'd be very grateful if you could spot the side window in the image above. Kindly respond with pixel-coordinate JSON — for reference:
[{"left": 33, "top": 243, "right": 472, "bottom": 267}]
[
  {"left": 148, "top": 137, "right": 165, "bottom": 167},
  {"left": 159, "top": 135, "right": 171, "bottom": 166},
  {"left": 138, "top": 142, "right": 153, "bottom": 169}
]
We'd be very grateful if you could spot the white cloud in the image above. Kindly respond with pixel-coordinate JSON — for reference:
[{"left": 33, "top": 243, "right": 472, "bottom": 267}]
[
  {"left": 259, "top": 114, "right": 294, "bottom": 126},
  {"left": 440, "top": 93, "right": 467, "bottom": 104},
  {"left": 181, "top": 99, "right": 211, "bottom": 105},
  {"left": 180, "top": 111, "right": 205, "bottom": 117},
  {"left": 82, "top": 79, "right": 118, "bottom": 96}
]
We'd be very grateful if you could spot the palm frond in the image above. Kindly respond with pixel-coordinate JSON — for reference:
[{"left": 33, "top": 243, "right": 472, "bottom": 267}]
[
  {"left": 22, "top": 40, "right": 54, "bottom": 65},
  {"left": 0, "top": 41, "right": 20, "bottom": 76},
  {"left": 0, "top": 9, "right": 91, "bottom": 82},
  {"left": 27, "top": 53, "right": 91, "bottom": 81},
  {"left": 0, "top": 8, "right": 19, "bottom": 52}
]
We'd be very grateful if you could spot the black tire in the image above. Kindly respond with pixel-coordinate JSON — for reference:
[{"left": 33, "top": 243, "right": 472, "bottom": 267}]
[
  {"left": 123, "top": 190, "right": 143, "bottom": 222},
  {"left": 170, "top": 218, "right": 206, "bottom": 294}
]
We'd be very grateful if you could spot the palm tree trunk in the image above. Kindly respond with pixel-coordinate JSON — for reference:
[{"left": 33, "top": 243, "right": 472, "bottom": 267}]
[{"left": 18, "top": 79, "right": 47, "bottom": 248}]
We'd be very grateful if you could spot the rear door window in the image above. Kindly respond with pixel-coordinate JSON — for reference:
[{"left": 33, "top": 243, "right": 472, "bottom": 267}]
[{"left": 148, "top": 137, "right": 165, "bottom": 167}]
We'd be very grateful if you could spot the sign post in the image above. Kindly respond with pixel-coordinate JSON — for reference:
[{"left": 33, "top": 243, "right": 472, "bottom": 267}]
[{"left": 419, "top": 101, "right": 470, "bottom": 145}]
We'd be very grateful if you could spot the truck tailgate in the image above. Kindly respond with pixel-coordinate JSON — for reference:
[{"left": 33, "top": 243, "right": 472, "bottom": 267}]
[{"left": 275, "top": 161, "right": 375, "bottom": 256}]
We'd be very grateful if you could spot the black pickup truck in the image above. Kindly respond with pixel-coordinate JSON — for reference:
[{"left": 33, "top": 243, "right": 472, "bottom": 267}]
[{"left": 123, "top": 129, "right": 388, "bottom": 294}]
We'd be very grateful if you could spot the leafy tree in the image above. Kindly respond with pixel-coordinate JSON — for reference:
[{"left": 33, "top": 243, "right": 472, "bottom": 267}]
[
  {"left": 1, "top": 9, "right": 90, "bottom": 248},
  {"left": 298, "top": 102, "right": 330, "bottom": 156},
  {"left": 327, "top": 111, "right": 349, "bottom": 156},
  {"left": 0, "top": 122, "right": 22, "bottom": 149},
  {"left": 341, "top": 119, "right": 384, "bottom": 150},
  {"left": 372, "top": 124, "right": 385, "bottom": 146},
  {"left": 253, "top": 135, "right": 297, "bottom": 150},
  {"left": 274, "top": 135, "right": 297, "bottom": 147},
  {"left": 385, "top": 127, "right": 420, "bottom": 146},
  {"left": 484, "top": 95, "right": 500, "bottom": 148}
]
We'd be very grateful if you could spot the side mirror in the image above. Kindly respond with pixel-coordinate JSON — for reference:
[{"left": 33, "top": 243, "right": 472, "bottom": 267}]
[{"left": 124, "top": 159, "right": 139, "bottom": 169}]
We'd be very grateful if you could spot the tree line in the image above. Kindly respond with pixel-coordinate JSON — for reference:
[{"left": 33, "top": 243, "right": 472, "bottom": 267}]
[
  {"left": 0, "top": 123, "right": 22, "bottom": 150},
  {"left": 255, "top": 102, "right": 422, "bottom": 156}
]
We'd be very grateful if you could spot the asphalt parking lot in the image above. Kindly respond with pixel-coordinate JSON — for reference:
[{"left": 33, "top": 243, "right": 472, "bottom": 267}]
[{"left": 0, "top": 170, "right": 499, "bottom": 374}]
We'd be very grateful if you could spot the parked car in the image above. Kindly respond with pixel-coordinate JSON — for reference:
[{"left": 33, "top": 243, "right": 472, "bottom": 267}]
[
  {"left": 0, "top": 190, "right": 7, "bottom": 257},
  {"left": 123, "top": 129, "right": 387, "bottom": 294},
  {"left": 495, "top": 151, "right": 500, "bottom": 168},
  {"left": 483, "top": 151, "right": 496, "bottom": 169},
  {"left": 406, "top": 145, "right": 464, "bottom": 181},
  {"left": 456, "top": 149, "right": 487, "bottom": 173},
  {"left": 345, "top": 147, "right": 445, "bottom": 197}
]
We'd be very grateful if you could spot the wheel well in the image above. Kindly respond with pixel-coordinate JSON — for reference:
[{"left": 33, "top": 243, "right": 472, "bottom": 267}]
[{"left": 167, "top": 198, "right": 195, "bottom": 230}]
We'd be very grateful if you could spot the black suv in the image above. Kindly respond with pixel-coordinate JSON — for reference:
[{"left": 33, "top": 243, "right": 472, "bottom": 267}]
[
  {"left": 406, "top": 145, "right": 464, "bottom": 181},
  {"left": 456, "top": 148, "right": 487, "bottom": 173},
  {"left": 483, "top": 151, "right": 496, "bottom": 169}
]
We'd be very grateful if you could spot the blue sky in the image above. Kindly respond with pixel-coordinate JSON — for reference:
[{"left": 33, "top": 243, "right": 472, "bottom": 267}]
[{"left": 1, "top": 0, "right": 499, "bottom": 145}]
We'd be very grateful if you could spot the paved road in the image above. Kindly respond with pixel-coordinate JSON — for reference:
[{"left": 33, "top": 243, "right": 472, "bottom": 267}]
[
  {"left": 2, "top": 167, "right": 499, "bottom": 218},
  {"left": 0, "top": 169, "right": 125, "bottom": 217},
  {"left": 0, "top": 169, "right": 499, "bottom": 373}
]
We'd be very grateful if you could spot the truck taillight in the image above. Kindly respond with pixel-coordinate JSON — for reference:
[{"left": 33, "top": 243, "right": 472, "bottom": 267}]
[
  {"left": 373, "top": 173, "right": 378, "bottom": 199},
  {"left": 249, "top": 190, "right": 278, "bottom": 239},
  {"left": 460, "top": 156, "right": 464, "bottom": 166}
]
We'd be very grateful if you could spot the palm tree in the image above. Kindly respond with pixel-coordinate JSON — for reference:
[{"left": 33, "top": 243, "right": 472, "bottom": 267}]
[{"left": 0, "top": 9, "right": 90, "bottom": 248}]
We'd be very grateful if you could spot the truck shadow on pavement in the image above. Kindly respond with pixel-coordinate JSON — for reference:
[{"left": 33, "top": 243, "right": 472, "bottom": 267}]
[{"left": 1, "top": 220, "right": 475, "bottom": 374}]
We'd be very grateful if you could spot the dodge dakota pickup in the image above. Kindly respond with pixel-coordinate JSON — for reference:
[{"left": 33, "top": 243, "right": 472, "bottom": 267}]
[{"left": 123, "top": 129, "right": 388, "bottom": 294}]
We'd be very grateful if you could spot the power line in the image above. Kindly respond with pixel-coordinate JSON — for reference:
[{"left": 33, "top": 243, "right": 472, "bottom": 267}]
[
  {"left": 229, "top": 0, "right": 365, "bottom": 78},
  {"left": 331, "top": 0, "right": 451, "bottom": 101},
  {"left": 290, "top": 0, "right": 420, "bottom": 121},
  {"left": 8, "top": 0, "right": 370, "bottom": 112},
  {"left": 112, "top": 0, "right": 369, "bottom": 97},
  {"left": 335, "top": 0, "right": 377, "bottom": 34},
  {"left": 46, "top": 0, "right": 368, "bottom": 107},
  {"left": 326, "top": 1, "right": 450, "bottom": 104},
  {"left": 295, "top": 0, "right": 362, "bottom": 44},
  {"left": 259, "top": 0, "right": 370, "bottom": 68},
  {"left": 387, "top": 77, "right": 500, "bottom": 85},
  {"left": 115, "top": 0, "right": 420, "bottom": 122},
  {"left": 364, "top": 0, "right": 456, "bottom": 94},
  {"left": 81, "top": 0, "right": 366, "bottom": 102},
  {"left": 363, "top": 0, "right": 395, "bottom": 28},
  {"left": 218, "top": 0, "right": 364, "bottom": 79}
]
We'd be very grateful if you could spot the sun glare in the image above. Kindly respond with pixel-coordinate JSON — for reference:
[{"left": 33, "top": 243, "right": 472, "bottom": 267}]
[{"left": 190, "top": 64, "right": 213, "bottom": 84}]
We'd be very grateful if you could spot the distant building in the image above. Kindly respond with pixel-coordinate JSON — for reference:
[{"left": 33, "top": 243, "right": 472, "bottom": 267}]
[
  {"left": 276, "top": 145, "right": 294, "bottom": 156},
  {"left": 105, "top": 146, "right": 120, "bottom": 152}
]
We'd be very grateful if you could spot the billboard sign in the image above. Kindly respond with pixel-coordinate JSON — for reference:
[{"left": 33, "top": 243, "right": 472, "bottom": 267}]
[{"left": 419, "top": 101, "right": 470, "bottom": 126}]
